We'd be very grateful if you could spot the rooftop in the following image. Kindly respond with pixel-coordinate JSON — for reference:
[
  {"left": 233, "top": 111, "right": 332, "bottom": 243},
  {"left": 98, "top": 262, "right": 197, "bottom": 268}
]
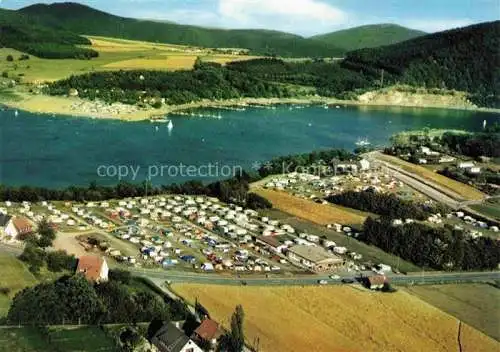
[
  {"left": 256, "top": 235, "right": 281, "bottom": 248},
  {"left": 193, "top": 319, "right": 222, "bottom": 341},
  {"left": 12, "top": 216, "right": 32, "bottom": 231},
  {"left": 0, "top": 213, "right": 12, "bottom": 227},
  {"left": 76, "top": 255, "right": 106, "bottom": 281},
  {"left": 152, "top": 322, "right": 193, "bottom": 352},
  {"left": 288, "top": 245, "right": 342, "bottom": 264}
]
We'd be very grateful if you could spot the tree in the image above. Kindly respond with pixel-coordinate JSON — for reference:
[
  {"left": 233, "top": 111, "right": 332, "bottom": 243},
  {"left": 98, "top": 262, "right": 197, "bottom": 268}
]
[
  {"left": 37, "top": 218, "right": 56, "bottom": 249},
  {"left": 7, "top": 274, "right": 105, "bottom": 325},
  {"left": 18, "top": 243, "right": 46, "bottom": 274},
  {"left": 1, "top": 71, "right": 7, "bottom": 78},
  {"left": 109, "top": 269, "right": 132, "bottom": 284},
  {"left": 119, "top": 327, "right": 142, "bottom": 352},
  {"left": 246, "top": 193, "right": 272, "bottom": 210},
  {"left": 6, "top": 55, "right": 14, "bottom": 62},
  {"left": 46, "top": 250, "right": 77, "bottom": 272},
  {"left": 228, "top": 305, "right": 245, "bottom": 352}
]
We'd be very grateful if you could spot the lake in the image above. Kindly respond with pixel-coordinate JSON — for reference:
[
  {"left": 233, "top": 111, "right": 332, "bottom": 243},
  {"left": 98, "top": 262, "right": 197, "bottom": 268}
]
[{"left": 1, "top": 105, "right": 498, "bottom": 188}]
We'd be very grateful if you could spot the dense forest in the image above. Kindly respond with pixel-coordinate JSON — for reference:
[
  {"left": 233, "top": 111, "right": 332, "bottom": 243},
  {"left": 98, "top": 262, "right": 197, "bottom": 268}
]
[
  {"left": 17, "top": 2, "right": 344, "bottom": 58},
  {"left": 312, "top": 24, "right": 425, "bottom": 51},
  {"left": 45, "top": 60, "right": 293, "bottom": 105},
  {"left": 6, "top": 274, "right": 191, "bottom": 325},
  {"left": 227, "top": 58, "right": 375, "bottom": 98},
  {"left": 257, "top": 147, "right": 356, "bottom": 177},
  {"left": 439, "top": 167, "right": 500, "bottom": 196},
  {"left": 327, "top": 189, "right": 445, "bottom": 220},
  {"left": 0, "top": 9, "right": 98, "bottom": 59},
  {"left": 439, "top": 130, "right": 500, "bottom": 158},
  {"left": 363, "top": 217, "right": 500, "bottom": 270},
  {"left": 0, "top": 173, "right": 264, "bottom": 208},
  {"left": 343, "top": 21, "right": 500, "bottom": 107}
]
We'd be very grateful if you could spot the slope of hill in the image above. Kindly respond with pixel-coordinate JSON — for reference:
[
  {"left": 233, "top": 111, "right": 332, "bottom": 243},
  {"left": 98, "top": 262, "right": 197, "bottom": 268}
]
[
  {"left": 0, "top": 8, "right": 98, "bottom": 59},
  {"left": 312, "top": 24, "right": 425, "bottom": 51},
  {"left": 342, "top": 21, "right": 500, "bottom": 107},
  {"left": 18, "top": 2, "right": 344, "bottom": 57}
]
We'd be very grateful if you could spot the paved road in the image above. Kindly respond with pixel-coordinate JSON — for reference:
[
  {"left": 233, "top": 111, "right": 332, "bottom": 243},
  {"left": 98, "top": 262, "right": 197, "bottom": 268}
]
[
  {"left": 364, "top": 152, "right": 463, "bottom": 208},
  {"left": 0, "top": 243, "right": 24, "bottom": 256},
  {"left": 129, "top": 267, "right": 500, "bottom": 286}
]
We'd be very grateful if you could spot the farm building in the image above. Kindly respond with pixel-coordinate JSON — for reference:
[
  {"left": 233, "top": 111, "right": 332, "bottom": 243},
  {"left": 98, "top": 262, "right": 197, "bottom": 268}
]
[
  {"left": 4, "top": 216, "right": 33, "bottom": 238},
  {"left": 287, "top": 245, "right": 343, "bottom": 271},
  {"left": 152, "top": 322, "right": 203, "bottom": 352},
  {"left": 76, "top": 256, "right": 109, "bottom": 282},
  {"left": 365, "top": 275, "right": 387, "bottom": 290},
  {"left": 192, "top": 318, "right": 223, "bottom": 347},
  {"left": 255, "top": 235, "right": 288, "bottom": 254}
]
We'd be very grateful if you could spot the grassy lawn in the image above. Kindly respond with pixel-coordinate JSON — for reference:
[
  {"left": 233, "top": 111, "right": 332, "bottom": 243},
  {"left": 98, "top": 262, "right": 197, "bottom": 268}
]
[
  {"left": 0, "top": 253, "right": 38, "bottom": 318},
  {"left": 0, "top": 326, "right": 116, "bottom": 352},
  {"left": 173, "top": 283, "right": 499, "bottom": 352},
  {"left": 254, "top": 188, "right": 368, "bottom": 226},
  {"left": 469, "top": 199, "right": 500, "bottom": 222},
  {"left": 375, "top": 153, "right": 485, "bottom": 201},
  {"left": 405, "top": 284, "right": 500, "bottom": 341}
]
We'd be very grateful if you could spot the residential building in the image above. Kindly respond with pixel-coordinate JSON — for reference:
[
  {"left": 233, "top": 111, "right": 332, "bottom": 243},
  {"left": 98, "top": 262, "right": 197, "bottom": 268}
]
[
  {"left": 458, "top": 162, "right": 475, "bottom": 169},
  {"left": 192, "top": 318, "right": 223, "bottom": 348},
  {"left": 467, "top": 167, "right": 481, "bottom": 174},
  {"left": 152, "top": 322, "right": 203, "bottom": 352},
  {"left": 287, "top": 245, "right": 343, "bottom": 271},
  {"left": 76, "top": 256, "right": 109, "bottom": 282},
  {"left": 365, "top": 275, "right": 387, "bottom": 290},
  {"left": 5, "top": 216, "right": 33, "bottom": 238}
]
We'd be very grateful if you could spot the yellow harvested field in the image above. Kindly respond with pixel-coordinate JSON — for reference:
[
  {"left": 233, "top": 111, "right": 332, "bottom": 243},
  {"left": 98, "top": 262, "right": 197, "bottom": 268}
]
[
  {"left": 173, "top": 284, "right": 499, "bottom": 352},
  {"left": 87, "top": 36, "right": 193, "bottom": 52},
  {"left": 103, "top": 56, "right": 196, "bottom": 70},
  {"left": 255, "top": 188, "right": 367, "bottom": 225},
  {"left": 376, "top": 153, "right": 485, "bottom": 201}
]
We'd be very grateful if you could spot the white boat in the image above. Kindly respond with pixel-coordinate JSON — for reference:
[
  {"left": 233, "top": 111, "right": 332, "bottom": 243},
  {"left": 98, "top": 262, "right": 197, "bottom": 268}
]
[
  {"left": 167, "top": 120, "right": 173, "bottom": 130},
  {"left": 14, "top": 110, "right": 18, "bottom": 116},
  {"left": 323, "top": 105, "right": 329, "bottom": 109},
  {"left": 355, "top": 138, "right": 370, "bottom": 147},
  {"left": 483, "top": 119, "right": 487, "bottom": 129},
  {"left": 155, "top": 126, "right": 159, "bottom": 131}
]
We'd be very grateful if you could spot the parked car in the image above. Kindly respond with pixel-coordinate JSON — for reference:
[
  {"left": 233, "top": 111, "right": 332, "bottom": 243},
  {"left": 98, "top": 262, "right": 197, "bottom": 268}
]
[
  {"left": 341, "top": 278, "right": 354, "bottom": 284},
  {"left": 329, "top": 275, "right": 340, "bottom": 280},
  {"left": 318, "top": 279, "right": 328, "bottom": 285}
]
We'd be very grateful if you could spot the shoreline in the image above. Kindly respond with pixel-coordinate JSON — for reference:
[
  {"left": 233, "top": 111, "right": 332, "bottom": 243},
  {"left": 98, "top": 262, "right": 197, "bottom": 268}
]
[{"left": 2, "top": 93, "right": 499, "bottom": 121}]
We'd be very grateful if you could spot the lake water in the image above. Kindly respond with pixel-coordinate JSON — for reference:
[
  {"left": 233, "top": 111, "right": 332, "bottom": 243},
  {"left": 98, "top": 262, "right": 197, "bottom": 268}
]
[{"left": 1, "top": 105, "right": 498, "bottom": 188}]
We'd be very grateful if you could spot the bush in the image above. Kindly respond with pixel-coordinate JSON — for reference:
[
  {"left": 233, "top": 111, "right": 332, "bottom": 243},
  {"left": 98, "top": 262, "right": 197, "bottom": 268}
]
[
  {"left": 18, "top": 244, "right": 46, "bottom": 274},
  {"left": 1, "top": 71, "right": 8, "bottom": 78},
  {"left": 152, "top": 101, "right": 162, "bottom": 109},
  {"left": 19, "top": 54, "right": 30, "bottom": 61},
  {"left": 109, "top": 269, "right": 132, "bottom": 284},
  {"left": 6, "top": 55, "right": 14, "bottom": 62},
  {"left": 46, "top": 250, "right": 77, "bottom": 272}
]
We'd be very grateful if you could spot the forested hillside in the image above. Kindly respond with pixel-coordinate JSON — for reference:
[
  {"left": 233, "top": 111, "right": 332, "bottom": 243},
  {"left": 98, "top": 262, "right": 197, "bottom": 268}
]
[
  {"left": 312, "top": 24, "right": 425, "bottom": 51},
  {"left": 45, "top": 58, "right": 378, "bottom": 106},
  {"left": 343, "top": 21, "right": 500, "bottom": 107},
  {"left": 0, "top": 8, "right": 98, "bottom": 59},
  {"left": 18, "top": 2, "right": 343, "bottom": 57}
]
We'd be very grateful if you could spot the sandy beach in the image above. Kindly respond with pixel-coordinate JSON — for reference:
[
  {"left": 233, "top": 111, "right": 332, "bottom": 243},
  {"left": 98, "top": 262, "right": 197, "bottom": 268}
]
[{"left": 2, "top": 89, "right": 498, "bottom": 121}]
